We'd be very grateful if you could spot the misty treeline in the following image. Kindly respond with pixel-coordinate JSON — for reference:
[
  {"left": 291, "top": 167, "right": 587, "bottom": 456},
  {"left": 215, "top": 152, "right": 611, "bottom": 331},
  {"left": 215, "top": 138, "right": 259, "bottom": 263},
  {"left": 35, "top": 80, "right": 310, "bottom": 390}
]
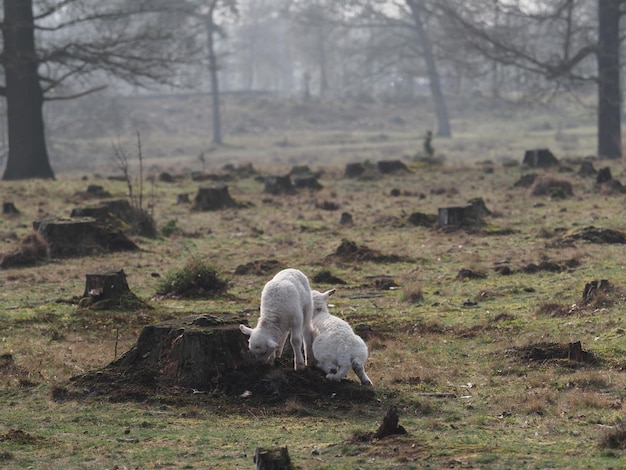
[{"left": 0, "top": 0, "right": 622, "bottom": 180}]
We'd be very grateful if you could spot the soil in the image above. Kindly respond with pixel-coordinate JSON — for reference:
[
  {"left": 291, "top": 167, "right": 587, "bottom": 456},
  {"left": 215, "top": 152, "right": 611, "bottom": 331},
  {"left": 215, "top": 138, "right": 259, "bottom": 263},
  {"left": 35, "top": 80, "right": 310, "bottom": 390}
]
[{"left": 57, "top": 357, "right": 378, "bottom": 410}]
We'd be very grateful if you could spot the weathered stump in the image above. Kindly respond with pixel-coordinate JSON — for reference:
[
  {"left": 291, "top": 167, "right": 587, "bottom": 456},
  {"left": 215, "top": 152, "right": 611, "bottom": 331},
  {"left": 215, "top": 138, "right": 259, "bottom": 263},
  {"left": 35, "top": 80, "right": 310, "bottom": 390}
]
[
  {"left": 582, "top": 279, "right": 611, "bottom": 303},
  {"left": 522, "top": 148, "right": 559, "bottom": 168},
  {"left": 193, "top": 185, "right": 238, "bottom": 211},
  {"left": 70, "top": 205, "right": 116, "bottom": 222},
  {"left": 344, "top": 162, "right": 365, "bottom": 178},
  {"left": 408, "top": 212, "right": 436, "bottom": 227},
  {"left": 86, "top": 185, "right": 112, "bottom": 198},
  {"left": 293, "top": 176, "right": 322, "bottom": 190},
  {"left": 83, "top": 269, "right": 131, "bottom": 300},
  {"left": 597, "top": 167, "right": 612, "bottom": 184},
  {"left": 176, "top": 193, "right": 190, "bottom": 205},
  {"left": 111, "top": 314, "right": 252, "bottom": 390},
  {"left": 377, "top": 160, "right": 410, "bottom": 174},
  {"left": 568, "top": 341, "right": 592, "bottom": 363},
  {"left": 438, "top": 198, "right": 489, "bottom": 230},
  {"left": 264, "top": 175, "right": 295, "bottom": 195},
  {"left": 339, "top": 212, "right": 353, "bottom": 225},
  {"left": 34, "top": 218, "right": 139, "bottom": 257},
  {"left": 254, "top": 446, "right": 294, "bottom": 470},
  {"left": 578, "top": 161, "right": 597, "bottom": 177},
  {"left": 374, "top": 407, "right": 407, "bottom": 439},
  {"left": 2, "top": 202, "right": 20, "bottom": 215}
]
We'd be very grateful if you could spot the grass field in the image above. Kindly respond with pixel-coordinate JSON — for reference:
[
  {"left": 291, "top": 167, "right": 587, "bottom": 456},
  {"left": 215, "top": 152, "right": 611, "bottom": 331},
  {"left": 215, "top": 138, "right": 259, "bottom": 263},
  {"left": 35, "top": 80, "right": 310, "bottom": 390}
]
[{"left": 1, "top": 95, "right": 626, "bottom": 469}]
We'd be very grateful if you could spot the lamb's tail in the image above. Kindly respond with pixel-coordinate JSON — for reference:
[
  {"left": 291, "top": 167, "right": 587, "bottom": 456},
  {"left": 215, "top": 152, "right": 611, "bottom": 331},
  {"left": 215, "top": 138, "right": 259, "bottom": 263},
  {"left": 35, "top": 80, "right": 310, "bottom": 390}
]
[{"left": 352, "top": 358, "right": 373, "bottom": 386}]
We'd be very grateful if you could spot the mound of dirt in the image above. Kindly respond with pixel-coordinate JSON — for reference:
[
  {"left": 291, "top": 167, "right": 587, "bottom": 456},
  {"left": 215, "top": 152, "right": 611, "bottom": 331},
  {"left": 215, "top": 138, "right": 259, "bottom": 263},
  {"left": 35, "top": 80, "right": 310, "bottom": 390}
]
[
  {"left": 234, "top": 259, "right": 284, "bottom": 275},
  {"left": 505, "top": 341, "right": 597, "bottom": 364},
  {"left": 563, "top": 226, "right": 626, "bottom": 244},
  {"left": 325, "top": 239, "right": 406, "bottom": 264}
]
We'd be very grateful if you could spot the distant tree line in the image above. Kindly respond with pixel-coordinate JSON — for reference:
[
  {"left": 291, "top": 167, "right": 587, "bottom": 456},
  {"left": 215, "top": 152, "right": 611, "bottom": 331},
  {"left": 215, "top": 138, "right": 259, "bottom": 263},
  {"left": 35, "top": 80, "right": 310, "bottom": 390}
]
[{"left": 0, "top": 0, "right": 622, "bottom": 180}]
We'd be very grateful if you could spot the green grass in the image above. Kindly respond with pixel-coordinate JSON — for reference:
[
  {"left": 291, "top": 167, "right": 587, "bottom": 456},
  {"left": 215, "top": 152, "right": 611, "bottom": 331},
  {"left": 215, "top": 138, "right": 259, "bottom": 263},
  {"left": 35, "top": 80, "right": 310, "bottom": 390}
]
[{"left": 2, "top": 97, "right": 626, "bottom": 467}]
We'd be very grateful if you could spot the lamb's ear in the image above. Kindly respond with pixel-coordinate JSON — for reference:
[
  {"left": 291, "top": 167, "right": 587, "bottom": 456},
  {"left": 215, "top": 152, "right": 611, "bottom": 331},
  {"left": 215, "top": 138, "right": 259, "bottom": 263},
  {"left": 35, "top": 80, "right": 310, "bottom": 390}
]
[
  {"left": 267, "top": 338, "right": 279, "bottom": 349},
  {"left": 240, "top": 325, "right": 253, "bottom": 336},
  {"left": 324, "top": 288, "right": 336, "bottom": 299}
]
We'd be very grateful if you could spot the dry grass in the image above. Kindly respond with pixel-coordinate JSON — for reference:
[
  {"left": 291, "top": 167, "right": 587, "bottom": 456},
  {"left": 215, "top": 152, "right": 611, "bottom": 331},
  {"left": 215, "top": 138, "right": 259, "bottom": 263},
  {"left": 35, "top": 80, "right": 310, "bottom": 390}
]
[{"left": 1, "top": 99, "right": 626, "bottom": 467}]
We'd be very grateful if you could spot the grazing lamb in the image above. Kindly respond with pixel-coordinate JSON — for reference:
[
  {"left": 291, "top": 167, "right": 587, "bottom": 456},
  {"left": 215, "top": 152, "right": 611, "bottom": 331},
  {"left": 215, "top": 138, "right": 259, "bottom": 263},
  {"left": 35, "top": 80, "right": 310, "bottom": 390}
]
[
  {"left": 311, "top": 289, "right": 373, "bottom": 386},
  {"left": 239, "top": 268, "right": 314, "bottom": 370}
]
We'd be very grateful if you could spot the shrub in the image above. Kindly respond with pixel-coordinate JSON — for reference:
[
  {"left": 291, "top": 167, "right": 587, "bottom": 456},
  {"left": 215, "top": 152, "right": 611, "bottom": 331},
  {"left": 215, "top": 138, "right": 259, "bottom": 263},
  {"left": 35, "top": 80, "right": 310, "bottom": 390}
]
[{"left": 156, "top": 260, "right": 228, "bottom": 298}]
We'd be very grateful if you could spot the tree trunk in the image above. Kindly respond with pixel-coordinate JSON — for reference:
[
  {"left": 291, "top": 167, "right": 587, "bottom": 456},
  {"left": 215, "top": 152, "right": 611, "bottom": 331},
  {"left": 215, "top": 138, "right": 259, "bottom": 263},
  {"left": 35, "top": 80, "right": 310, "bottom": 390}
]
[
  {"left": 597, "top": 0, "right": 621, "bottom": 159},
  {"left": 406, "top": 0, "right": 452, "bottom": 138},
  {"left": 1, "top": 0, "right": 55, "bottom": 180},
  {"left": 207, "top": 17, "right": 223, "bottom": 146}
]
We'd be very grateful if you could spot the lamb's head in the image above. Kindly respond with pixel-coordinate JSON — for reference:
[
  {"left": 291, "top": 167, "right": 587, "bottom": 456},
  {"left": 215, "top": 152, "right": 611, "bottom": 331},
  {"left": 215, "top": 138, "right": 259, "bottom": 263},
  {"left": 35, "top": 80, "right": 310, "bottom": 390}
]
[
  {"left": 239, "top": 324, "right": 280, "bottom": 363},
  {"left": 311, "top": 288, "right": 336, "bottom": 317}
]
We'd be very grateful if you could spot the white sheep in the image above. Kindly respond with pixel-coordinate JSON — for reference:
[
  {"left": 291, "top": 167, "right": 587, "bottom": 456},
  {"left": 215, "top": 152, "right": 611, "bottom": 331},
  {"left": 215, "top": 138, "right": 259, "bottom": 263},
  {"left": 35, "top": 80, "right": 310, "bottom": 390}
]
[
  {"left": 311, "top": 289, "right": 373, "bottom": 386},
  {"left": 239, "top": 268, "right": 314, "bottom": 371}
]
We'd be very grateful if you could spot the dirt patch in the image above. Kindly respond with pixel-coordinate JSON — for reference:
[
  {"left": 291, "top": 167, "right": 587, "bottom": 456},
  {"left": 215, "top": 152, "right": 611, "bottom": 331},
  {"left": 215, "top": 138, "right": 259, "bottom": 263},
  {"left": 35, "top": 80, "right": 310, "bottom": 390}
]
[
  {"left": 563, "top": 226, "right": 626, "bottom": 244},
  {"left": 0, "top": 429, "right": 46, "bottom": 445},
  {"left": 234, "top": 259, "right": 284, "bottom": 275},
  {"left": 58, "top": 358, "right": 377, "bottom": 409},
  {"left": 505, "top": 341, "right": 597, "bottom": 364},
  {"left": 325, "top": 239, "right": 407, "bottom": 264}
]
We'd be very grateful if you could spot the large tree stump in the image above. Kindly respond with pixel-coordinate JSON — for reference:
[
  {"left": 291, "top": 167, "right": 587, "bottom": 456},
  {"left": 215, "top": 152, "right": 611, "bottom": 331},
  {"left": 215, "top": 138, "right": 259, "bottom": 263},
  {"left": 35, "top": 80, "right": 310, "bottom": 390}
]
[
  {"left": 254, "top": 446, "right": 294, "bottom": 470},
  {"left": 34, "top": 218, "right": 139, "bottom": 257},
  {"left": 111, "top": 314, "right": 252, "bottom": 390},
  {"left": 83, "top": 269, "right": 131, "bottom": 300},
  {"left": 438, "top": 198, "right": 489, "bottom": 230},
  {"left": 192, "top": 185, "right": 239, "bottom": 211},
  {"left": 522, "top": 148, "right": 559, "bottom": 168}
]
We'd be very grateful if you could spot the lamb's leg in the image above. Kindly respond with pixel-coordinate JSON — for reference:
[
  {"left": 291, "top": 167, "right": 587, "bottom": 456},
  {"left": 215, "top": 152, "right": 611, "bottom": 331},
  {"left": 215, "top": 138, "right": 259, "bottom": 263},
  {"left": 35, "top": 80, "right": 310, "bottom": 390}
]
[
  {"left": 352, "top": 360, "right": 373, "bottom": 386},
  {"left": 302, "top": 321, "right": 316, "bottom": 367},
  {"left": 290, "top": 334, "right": 305, "bottom": 371},
  {"left": 326, "top": 363, "right": 350, "bottom": 382},
  {"left": 276, "top": 331, "right": 290, "bottom": 358}
]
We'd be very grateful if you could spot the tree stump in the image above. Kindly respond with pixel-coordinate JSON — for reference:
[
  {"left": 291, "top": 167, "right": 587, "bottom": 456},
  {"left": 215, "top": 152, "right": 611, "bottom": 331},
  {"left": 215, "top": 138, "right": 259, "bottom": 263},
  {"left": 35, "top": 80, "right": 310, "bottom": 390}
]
[
  {"left": 438, "top": 198, "right": 489, "bottom": 230},
  {"left": 522, "top": 148, "right": 559, "bottom": 168},
  {"left": 192, "top": 185, "right": 238, "bottom": 211},
  {"left": 2, "top": 202, "right": 20, "bottom": 215},
  {"left": 111, "top": 314, "right": 252, "bottom": 390},
  {"left": 339, "top": 212, "right": 353, "bottom": 225},
  {"left": 377, "top": 160, "right": 410, "bottom": 174},
  {"left": 263, "top": 175, "right": 295, "bottom": 195},
  {"left": 176, "top": 193, "right": 190, "bottom": 205},
  {"left": 597, "top": 167, "right": 612, "bottom": 184},
  {"left": 70, "top": 205, "right": 117, "bottom": 223},
  {"left": 344, "top": 162, "right": 365, "bottom": 178},
  {"left": 582, "top": 279, "right": 611, "bottom": 303},
  {"left": 254, "top": 446, "right": 294, "bottom": 470},
  {"left": 293, "top": 176, "right": 322, "bottom": 190},
  {"left": 578, "top": 161, "right": 597, "bottom": 177},
  {"left": 83, "top": 269, "right": 131, "bottom": 300},
  {"left": 34, "top": 218, "right": 139, "bottom": 257},
  {"left": 373, "top": 406, "right": 407, "bottom": 439},
  {"left": 568, "top": 341, "right": 592, "bottom": 363}
]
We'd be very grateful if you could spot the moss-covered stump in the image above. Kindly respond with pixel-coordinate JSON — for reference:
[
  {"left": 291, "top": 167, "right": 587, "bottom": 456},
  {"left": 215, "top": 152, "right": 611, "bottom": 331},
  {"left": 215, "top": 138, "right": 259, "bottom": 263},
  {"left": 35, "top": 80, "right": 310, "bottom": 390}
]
[
  {"left": 34, "top": 218, "right": 139, "bottom": 257},
  {"left": 110, "top": 314, "right": 252, "bottom": 390},
  {"left": 77, "top": 269, "right": 150, "bottom": 311}
]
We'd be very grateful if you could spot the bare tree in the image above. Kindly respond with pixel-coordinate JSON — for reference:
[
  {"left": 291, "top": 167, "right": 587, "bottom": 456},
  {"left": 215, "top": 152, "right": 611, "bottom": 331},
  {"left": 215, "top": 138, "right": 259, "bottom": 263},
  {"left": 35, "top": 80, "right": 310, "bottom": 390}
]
[
  {"left": 438, "top": 0, "right": 621, "bottom": 159},
  {"left": 0, "top": 0, "right": 194, "bottom": 180}
]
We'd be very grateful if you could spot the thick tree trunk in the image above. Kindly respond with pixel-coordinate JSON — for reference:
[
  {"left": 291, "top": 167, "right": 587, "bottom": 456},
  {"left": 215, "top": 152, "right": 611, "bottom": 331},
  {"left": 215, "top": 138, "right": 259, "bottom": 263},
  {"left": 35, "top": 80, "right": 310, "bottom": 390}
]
[
  {"left": 207, "top": 18, "right": 223, "bottom": 146},
  {"left": 406, "top": 0, "right": 452, "bottom": 138},
  {"left": 597, "top": 0, "right": 621, "bottom": 159},
  {"left": 1, "top": 0, "right": 55, "bottom": 180}
]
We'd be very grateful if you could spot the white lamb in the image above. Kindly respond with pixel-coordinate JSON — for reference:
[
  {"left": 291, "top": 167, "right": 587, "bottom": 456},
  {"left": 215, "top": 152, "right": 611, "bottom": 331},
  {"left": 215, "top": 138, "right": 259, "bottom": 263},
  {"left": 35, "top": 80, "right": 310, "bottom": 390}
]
[
  {"left": 311, "top": 289, "right": 373, "bottom": 386},
  {"left": 239, "top": 268, "right": 314, "bottom": 371}
]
